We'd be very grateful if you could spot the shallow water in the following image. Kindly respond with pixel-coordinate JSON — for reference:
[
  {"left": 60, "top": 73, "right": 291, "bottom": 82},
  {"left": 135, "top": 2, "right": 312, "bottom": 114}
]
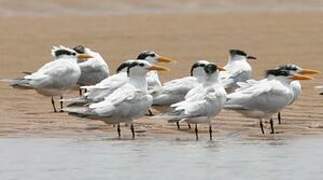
[{"left": 1, "top": 136, "right": 323, "bottom": 180}]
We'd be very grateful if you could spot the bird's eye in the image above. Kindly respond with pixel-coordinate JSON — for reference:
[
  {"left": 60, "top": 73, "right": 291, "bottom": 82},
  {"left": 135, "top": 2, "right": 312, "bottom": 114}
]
[
  {"left": 139, "top": 63, "right": 144, "bottom": 67},
  {"left": 200, "top": 64, "right": 206, "bottom": 67},
  {"left": 72, "top": 53, "right": 76, "bottom": 56},
  {"left": 150, "top": 54, "right": 156, "bottom": 57}
]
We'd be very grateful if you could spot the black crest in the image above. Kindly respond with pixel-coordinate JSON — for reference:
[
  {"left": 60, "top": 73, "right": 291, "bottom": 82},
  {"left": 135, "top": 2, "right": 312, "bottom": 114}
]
[
  {"left": 116, "top": 61, "right": 132, "bottom": 73},
  {"left": 73, "top": 45, "right": 85, "bottom": 54},
  {"left": 190, "top": 62, "right": 207, "bottom": 76},
  {"left": 55, "top": 49, "right": 76, "bottom": 57},
  {"left": 204, "top": 64, "right": 218, "bottom": 74},
  {"left": 278, "top": 64, "right": 299, "bottom": 71},
  {"left": 229, "top": 49, "right": 247, "bottom": 57},
  {"left": 266, "top": 69, "right": 290, "bottom": 77},
  {"left": 137, "top": 51, "right": 156, "bottom": 60}
]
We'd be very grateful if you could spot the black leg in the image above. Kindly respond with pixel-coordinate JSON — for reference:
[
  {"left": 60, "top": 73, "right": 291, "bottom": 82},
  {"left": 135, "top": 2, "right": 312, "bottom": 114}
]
[
  {"left": 79, "top": 88, "right": 82, "bottom": 96},
  {"left": 84, "top": 89, "right": 87, "bottom": 93},
  {"left": 278, "top": 112, "right": 281, "bottom": 124},
  {"left": 187, "top": 123, "right": 191, "bottom": 129},
  {"left": 146, "top": 109, "right": 154, "bottom": 116},
  {"left": 209, "top": 124, "right": 213, "bottom": 141},
  {"left": 59, "top": 96, "right": 64, "bottom": 112},
  {"left": 260, "top": 119, "right": 265, "bottom": 134},
  {"left": 117, "top": 123, "right": 121, "bottom": 138},
  {"left": 51, "top": 96, "right": 57, "bottom": 112},
  {"left": 195, "top": 124, "right": 198, "bottom": 141},
  {"left": 130, "top": 124, "right": 135, "bottom": 139},
  {"left": 176, "top": 122, "right": 180, "bottom": 129},
  {"left": 270, "top": 118, "right": 275, "bottom": 134}
]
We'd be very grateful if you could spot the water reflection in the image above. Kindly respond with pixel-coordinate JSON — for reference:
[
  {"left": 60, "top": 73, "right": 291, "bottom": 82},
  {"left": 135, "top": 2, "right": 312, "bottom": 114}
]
[{"left": 0, "top": 136, "right": 322, "bottom": 180}]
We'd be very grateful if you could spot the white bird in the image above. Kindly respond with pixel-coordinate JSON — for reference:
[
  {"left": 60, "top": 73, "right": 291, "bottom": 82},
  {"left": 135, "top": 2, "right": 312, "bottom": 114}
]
[
  {"left": 64, "top": 60, "right": 169, "bottom": 139},
  {"left": 163, "top": 63, "right": 226, "bottom": 140},
  {"left": 64, "top": 51, "right": 174, "bottom": 106},
  {"left": 274, "top": 64, "right": 320, "bottom": 124},
  {"left": 7, "top": 46, "right": 93, "bottom": 112},
  {"left": 151, "top": 60, "right": 210, "bottom": 106},
  {"left": 225, "top": 69, "right": 313, "bottom": 134},
  {"left": 51, "top": 45, "right": 110, "bottom": 96},
  {"left": 220, "top": 49, "right": 256, "bottom": 93}
]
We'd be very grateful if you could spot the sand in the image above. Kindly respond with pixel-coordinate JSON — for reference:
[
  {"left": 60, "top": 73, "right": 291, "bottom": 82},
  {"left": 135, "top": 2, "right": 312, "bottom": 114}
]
[{"left": 0, "top": 8, "right": 323, "bottom": 140}]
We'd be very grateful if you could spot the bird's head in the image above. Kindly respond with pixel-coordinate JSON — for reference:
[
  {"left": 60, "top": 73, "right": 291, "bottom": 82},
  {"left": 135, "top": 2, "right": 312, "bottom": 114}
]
[
  {"left": 51, "top": 45, "right": 92, "bottom": 62},
  {"left": 266, "top": 69, "right": 313, "bottom": 83},
  {"left": 229, "top": 49, "right": 256, "bottom": 61},
  {"left": 136, "top": 50, "right": 175, "bottom": 64},
  {"left": 190, "top": 60, "right": 211, "bottom": 81},
  {"left": 127, "top": 60, "right": 169, "bottom": 77},
  {"left": 278, "top": 64, "right": 320, "bottom": 76}
]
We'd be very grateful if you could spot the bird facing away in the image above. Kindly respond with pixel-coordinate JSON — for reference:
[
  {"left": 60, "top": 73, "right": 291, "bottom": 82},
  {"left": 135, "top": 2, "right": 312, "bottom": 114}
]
[
  {"left": 8, "top": 46, "right": 93, "bottom": 112},
  {"left": 64, "top": 60, "right": 169, "bottom": 139},
  {"left": 151, "top": 60, "right": 210, "bottom": 106},
  {"left": 225, "top": 68, "right": 314, "bottom": 134},
  {"left": 162, "top": 63, "right": 226, "bottom": 140},
  {"left": 220, "top": 49, "right": 256, "bottom": 93}
]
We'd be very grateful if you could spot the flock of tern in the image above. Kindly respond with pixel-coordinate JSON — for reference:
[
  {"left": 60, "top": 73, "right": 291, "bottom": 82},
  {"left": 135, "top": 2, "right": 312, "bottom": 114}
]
[{"left": 3, "top": 45, "right": 321, "bottom": 140}]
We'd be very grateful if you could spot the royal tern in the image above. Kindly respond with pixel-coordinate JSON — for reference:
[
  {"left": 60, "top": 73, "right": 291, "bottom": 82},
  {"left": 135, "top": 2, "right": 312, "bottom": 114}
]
[
  {"left": 220, "top": 49, "right": 256, "bottom": 93},
  {"left": 64, "top": 51, "right": 174, "bottom": 106},
  {"left": 151, "top": 60, "right": 210, "bottom": 106},
  {"left": 225, "top": 69, "right": 313, "bottom": 134},
  {"left": 275, "top": 64, "right": 320, "bottom": 124},
  {"left": 72, "top": 45, "right": 109, "bottom": 95},
  {"left": 7, "top": 46, "right": 92, "bottom": 112},
  {"left": 52, "top": 45, "right": 109, "bottom": 96},
  {"left": 64, "top": 60, "right": 169, "bottom": 139},
  {"left": 163, "top": 63, "right": 226, "bottom": 140}
]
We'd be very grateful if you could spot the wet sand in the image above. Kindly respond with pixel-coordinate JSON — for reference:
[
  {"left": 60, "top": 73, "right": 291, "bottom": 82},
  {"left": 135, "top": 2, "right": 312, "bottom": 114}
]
[{"left": 0, "top": 11, "right": 323, "bottom": 140}]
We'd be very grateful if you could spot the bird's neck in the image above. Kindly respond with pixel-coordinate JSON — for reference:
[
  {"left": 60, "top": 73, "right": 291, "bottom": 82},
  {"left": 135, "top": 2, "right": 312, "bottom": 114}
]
[
  {"left": 128, "top": 75, "right": 148, "bottom": 91},
  {"left": 228, "top": 56, "right": 247, "bottom": 64},
  {"left": 204, "top": 73, "right": 220, "bottom": 86}
]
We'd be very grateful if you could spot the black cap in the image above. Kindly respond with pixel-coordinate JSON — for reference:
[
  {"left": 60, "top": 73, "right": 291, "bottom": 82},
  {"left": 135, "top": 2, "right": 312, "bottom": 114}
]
[
  {"left": 137, "top": 51, "right": 156, "bottom": 60},
  {"left": 54, "top": 49, "right": 76, "bottom": 57},
  {"left": 266, "top": 69, "right": 290, "bottom": 77},
  {"left": 229, "top": 49, "right": 247, "bottom": 57},
  {"left": 204, "top": 64, "right": 218, "bottom": 74}
]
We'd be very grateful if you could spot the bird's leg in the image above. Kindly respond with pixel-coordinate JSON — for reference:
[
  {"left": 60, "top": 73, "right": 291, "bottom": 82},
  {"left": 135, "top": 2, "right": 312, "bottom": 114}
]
[
  {"left": 176, "top": 122, "right": 180, "bottom": 129},
  {"left": 51, "top": 96, "right": 57, "bottom": 113},
  {"left": 117, "top": 123, "right": 121, "bottom": 138},
  {"left": 278, "top": 112, "right": 281, "bottom": 124},
  {"left": 270, "top": 118, "right": 275, "bottom": 134},
  {"left": 187, "top": 123, "right": 191, "bottom": 129},
  {"left": 259, "top": 119, "right": 265, "bottom": 134},
  {"left": 79, "top": 88, "right": 82, "bottom": 96},
  {"left": 130, "top": 123, "right": 135, "bottom": 139},
  {"left": 209, "top": 124, "right": 213, "bottom": 141},
  {"left": 84, "top": 89, "right": 87, "bottom": 93},
  {"left": 195, "top": 124, "right": 199, "bottom": 141},
  {"left": 59, "top": 96, "right": 64, "bottom": 112},
  {"left": 146, "top": 108, "right": 154, "bottom": 116}
]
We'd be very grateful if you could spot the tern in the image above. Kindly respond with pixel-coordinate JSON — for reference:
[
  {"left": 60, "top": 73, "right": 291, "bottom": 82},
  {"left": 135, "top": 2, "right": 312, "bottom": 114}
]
[
  {"left": 51, "top": 45, "right": 109, "bottom": 96},
  {"left": 274, "top": 64, "right": 320, "bottom": 124},
  {"left": 64, "top": 51, "right": 174, "bottom": 107},
  {"left": 152, "top": 60, "right": 210, "bottom": 106},
  {"left": 220, "top": 49, "right": 256, "bottom": 93},
  {"left": 163, "top": 63, "right": 226, "bottom": 140},
  {"left": 64, "top": 60, "right": 169, "bottom": 139},
  {"left": 225, "top": 68, "right": 313, "bottom": 134},
  {"left": 7, "top": 46, "right": 92, "bottom": 112}
]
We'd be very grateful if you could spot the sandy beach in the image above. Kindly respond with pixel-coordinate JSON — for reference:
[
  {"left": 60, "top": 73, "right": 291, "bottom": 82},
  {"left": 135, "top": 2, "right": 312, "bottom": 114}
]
[{"left": 0, "top": 1, "right": 323, "bottom": 140}]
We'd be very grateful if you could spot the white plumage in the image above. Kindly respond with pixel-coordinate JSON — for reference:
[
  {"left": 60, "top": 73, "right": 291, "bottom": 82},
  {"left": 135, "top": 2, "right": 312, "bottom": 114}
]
[
  {"left": 9, "top": 46, "right": 92, "bottom": 112},
  {"left": 225, "top": 68, "right": 313, "bottom": 134},
  {"left": 152, "top": 60, "right": 210, "bottom": 106},
  {"left": 64, "top": 60, "right": 169, "bottom": 139},
  {"left": 220, "top": 49, "right": 256, "bottom": 93},
  {"left": 163, "top": 63, "right": 226, "bottom": 140}
]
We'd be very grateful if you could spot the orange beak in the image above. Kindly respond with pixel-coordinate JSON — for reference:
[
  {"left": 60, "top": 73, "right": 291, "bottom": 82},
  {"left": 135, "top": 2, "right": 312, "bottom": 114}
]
[
  {"left": 77, "top": 54, "right": 93, "bottom": 61},
  {"left": 299, "top": 69, "right": 320, "bottom": 75},
  {"left": 147, "top": 65, "right": 170, "bottom": 71},
  {"left": 290, "top": 74, "right": 313, "bottom": 80},
  {"left": 218, "top": 66, "right": 226, "bottom": 71},
  {"left": 157, "top": 56, "right": 176, "bottom": 63}
]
